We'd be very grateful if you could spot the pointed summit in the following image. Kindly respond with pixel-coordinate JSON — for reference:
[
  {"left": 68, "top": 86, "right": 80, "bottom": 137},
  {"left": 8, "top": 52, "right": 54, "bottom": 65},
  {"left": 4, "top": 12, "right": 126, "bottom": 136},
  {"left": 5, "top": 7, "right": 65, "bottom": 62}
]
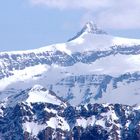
[
  {"left": 68, "top": 21, "right": 107, "bottom": 42},
  {"left": 83, "top": 21, "right": 107, "bottom": 34},
  {"left": 83, "top": 21, "right": 95, "bottom": 33}
]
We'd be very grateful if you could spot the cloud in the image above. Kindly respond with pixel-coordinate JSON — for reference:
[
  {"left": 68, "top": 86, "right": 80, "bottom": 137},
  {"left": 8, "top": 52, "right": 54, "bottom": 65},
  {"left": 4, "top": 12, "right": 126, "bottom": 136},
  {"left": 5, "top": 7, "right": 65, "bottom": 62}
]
[
  {"left": 30, "top": 0, "right": 140, "bottom": 29},
  {"left": 95, "top": 0, "right": 140, "bottom": 29}
]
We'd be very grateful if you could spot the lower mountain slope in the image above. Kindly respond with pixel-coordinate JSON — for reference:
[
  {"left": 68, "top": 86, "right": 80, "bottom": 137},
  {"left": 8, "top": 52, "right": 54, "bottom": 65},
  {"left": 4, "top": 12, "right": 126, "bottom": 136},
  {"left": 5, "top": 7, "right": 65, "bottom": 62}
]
[{"left": 0, "top": 85, "right": 140, "bottom": 140}]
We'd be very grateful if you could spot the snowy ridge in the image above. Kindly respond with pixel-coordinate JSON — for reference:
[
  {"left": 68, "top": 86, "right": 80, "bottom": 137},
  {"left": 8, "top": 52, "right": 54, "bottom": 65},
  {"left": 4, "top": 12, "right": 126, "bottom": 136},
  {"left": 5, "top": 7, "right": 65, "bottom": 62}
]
[
  {"left": 0, "top": 21, "right": 140, "bottom": 56},
  {"left": 26, "top": 85, "right": 63, "bottom": 105},
  {"left": 2, "top": 85, "right": 67, "bottom": 107},
  {"left": 0, "top": 102, "right": 140, "bottom": 139}
]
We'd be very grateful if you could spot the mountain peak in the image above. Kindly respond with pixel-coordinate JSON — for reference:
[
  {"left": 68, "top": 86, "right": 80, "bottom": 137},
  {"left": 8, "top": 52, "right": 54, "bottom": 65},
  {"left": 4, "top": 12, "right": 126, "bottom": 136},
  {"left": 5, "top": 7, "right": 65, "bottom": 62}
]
[
  {"left": 68, "top": 21, "right": 107, "bottom": 42},
  {"left": 82, "top": 21, "right": 107, "bottom": 34},
  {"left": 83, "top": 21, "right": 96, "bottom": 33}
]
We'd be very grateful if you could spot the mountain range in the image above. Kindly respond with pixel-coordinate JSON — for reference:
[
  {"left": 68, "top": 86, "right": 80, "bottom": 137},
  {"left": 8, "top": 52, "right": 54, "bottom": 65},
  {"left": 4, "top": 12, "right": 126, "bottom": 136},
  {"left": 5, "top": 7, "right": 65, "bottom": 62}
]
[{"left": 0, "top": 21, "right": 140, "bottom": 139}]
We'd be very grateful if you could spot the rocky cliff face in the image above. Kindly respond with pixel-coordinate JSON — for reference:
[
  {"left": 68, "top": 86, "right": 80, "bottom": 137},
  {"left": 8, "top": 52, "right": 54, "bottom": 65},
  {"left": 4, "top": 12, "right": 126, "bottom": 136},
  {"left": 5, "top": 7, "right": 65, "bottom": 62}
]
[
  {"left": 0, "top": 85, "right": 139, "bottom": 140},
  {"left": 0, "top": 100, "right": 140, "bottom": 140},
  {"left": 0, "top": 44, "right": 140, "bottom": 79}
]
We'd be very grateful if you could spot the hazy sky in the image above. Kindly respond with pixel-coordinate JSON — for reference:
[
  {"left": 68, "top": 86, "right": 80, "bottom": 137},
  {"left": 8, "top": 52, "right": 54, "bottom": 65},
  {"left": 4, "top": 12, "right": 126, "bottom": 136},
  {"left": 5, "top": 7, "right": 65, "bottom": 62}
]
[{"left": 0, "top": 0, "right": 140, "bottom": 51}]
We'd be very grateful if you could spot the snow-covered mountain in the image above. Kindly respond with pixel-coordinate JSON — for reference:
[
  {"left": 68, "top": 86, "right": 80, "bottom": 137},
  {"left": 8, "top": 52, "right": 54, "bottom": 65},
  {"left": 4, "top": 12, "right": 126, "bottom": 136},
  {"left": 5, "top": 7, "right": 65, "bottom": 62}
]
[
  {"left": 1, "top": 97, "right": 140, "bottom": 139},
  {"left": 1, "top": 21, "right": 140, "bottom": 140},
  {"left": 1, "top": 85, "right": 67, "bottom": 108},
  {"left": 1, "top": 21, "right": 140, "bottom": 106}
]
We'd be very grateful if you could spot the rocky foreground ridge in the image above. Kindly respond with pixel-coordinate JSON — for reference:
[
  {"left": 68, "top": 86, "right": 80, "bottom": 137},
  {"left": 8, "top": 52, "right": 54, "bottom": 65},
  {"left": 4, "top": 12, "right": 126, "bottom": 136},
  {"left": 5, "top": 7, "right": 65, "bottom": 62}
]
[{"left": 0, "top": 85, "right": 140, "bottom": 140}]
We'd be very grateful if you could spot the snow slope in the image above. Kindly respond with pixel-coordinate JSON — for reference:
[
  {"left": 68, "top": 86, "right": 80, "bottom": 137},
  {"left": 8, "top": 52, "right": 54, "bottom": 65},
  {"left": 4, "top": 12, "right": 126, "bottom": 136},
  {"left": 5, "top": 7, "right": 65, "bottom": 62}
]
[{"left": 2, "top": 84, "right": 67, "bottom": 107}]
